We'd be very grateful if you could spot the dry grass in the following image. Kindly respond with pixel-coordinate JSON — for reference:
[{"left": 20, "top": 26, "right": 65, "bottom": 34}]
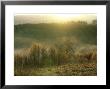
[
  {"left": 74, "top": 45, "right": 97, "bottom": 62},
  {"left": 14, "top": 42, "right": 97, "bottom": 76},
  {"left": 55, "top": 62, "right": 96, "bottom": 76}
]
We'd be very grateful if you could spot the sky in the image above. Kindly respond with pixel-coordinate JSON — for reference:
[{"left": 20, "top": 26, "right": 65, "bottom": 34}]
[{"left": 14, "top": 14, "right": 97, "bottom": 25}]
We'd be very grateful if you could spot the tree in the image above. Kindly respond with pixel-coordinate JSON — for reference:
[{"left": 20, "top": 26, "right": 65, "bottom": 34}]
[{"left": 92, "top": 20, "right": 97, "bottom": 24}]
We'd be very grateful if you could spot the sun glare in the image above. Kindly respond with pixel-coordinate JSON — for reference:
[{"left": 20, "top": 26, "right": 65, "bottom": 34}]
[
  {"left": 15, "top": 14, "right": 96, "bottom": 25},
  {"left": 52, "top": 14, "right": 80, "bottom": 23}
]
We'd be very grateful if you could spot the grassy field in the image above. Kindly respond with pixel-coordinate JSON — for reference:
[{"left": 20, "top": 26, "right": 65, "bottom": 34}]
[
  {"left": 15, "top": 62, "right": 96, "bottom": 76},
  {"left": 14, "top": 21, "right": 97, "bottom": 76}
]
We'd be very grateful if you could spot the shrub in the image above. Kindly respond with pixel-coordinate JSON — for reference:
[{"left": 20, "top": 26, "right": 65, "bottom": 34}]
[{"left": 74, "top": 45, "right": 97, "bottom": 62}]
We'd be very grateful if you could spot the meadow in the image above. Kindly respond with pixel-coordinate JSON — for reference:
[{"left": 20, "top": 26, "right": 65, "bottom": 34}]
[{"left": 14, "top": 21, "right": 97, "bottom": 76}]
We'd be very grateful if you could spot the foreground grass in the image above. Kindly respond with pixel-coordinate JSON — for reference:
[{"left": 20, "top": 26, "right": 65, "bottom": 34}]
[
  {"left": 14, "top": 42, "right": 97, "bottom": 76},
  {"left": 15, "top": 61, "right": 96, "bottom": 76}
]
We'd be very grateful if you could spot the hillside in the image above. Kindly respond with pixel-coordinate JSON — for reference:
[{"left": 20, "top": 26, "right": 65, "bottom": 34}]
[{"left": 14, "top": 23, "right": 97, "bottom": 49}]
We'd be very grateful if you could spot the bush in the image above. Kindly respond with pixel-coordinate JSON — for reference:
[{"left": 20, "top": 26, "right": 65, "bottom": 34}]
[{"left": 74, "top": 45, "right": 97, "bottom": 62}]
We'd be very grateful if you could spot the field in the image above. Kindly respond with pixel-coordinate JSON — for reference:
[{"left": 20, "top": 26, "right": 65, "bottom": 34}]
[{"left": 14, "top": 21, "right": 97, "bottom": 76}]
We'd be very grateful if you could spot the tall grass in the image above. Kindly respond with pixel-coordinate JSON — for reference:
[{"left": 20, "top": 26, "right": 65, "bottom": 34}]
[{"left": 14, "top": 41, "right": 97, "bottom": 70}]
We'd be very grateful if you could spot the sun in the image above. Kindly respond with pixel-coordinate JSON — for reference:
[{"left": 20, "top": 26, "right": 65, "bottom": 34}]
[{"left": 53, "top": 14, "right": 80, "bottom": 23}]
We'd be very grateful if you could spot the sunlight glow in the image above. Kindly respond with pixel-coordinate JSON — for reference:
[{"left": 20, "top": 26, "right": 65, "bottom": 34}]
[
  {"left": 14, "top": 14, "right": 96, "bottom": 25},
  {"left": 52, "top": 14, "right": 81, "bottom": 22}
]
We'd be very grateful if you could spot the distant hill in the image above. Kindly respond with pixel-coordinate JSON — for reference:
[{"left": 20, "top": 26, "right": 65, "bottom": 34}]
[{"left": 14, "top": 23, "right": 97, "bottom": 49}]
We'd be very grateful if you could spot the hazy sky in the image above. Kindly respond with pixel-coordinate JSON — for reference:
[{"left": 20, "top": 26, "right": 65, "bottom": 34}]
[{"left": 14, "top": 14, "right": 97, "bottom": 25}]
